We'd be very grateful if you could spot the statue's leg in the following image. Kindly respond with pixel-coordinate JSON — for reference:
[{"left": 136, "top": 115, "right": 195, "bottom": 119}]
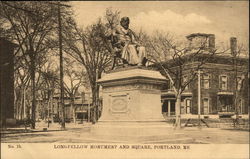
[
  {"left": 142, "top": 57, "right": 148, "bottom": 66},
  {"left": 127, "top": 45, "right": 140, "bottom": 65},
  {"left": 121, "top": 45, "right": 130, "bottom": 64},
  {"left": 138, "top": 46, "right": 146, "bottom": 66}
]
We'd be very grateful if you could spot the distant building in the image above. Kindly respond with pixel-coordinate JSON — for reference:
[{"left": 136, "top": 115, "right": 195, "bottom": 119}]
[
  {"left": 64, "top": 96, "right": 92, "bottom": 122},
  {"left": 159, "top": 33, "right": 249, "bottom": 118},
  {"left": 36, "top": 91, "right": 93, "bottom": 122}
]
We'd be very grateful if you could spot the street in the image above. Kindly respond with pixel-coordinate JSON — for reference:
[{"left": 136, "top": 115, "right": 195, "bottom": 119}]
[{"left": 1, "top": 122, "right": 249, "bottom": 144}]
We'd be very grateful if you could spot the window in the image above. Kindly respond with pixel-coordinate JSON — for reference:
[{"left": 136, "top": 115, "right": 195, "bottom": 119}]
[
  {"left": 186, "top": 99, "right": 191, "bottom": 114},
  {"left": 203, "top": 98, "right": 209, "bottom": 115},
  {"left": 220, "top": 75, "right": 228, "bottom": 90},
  {"left": 203, "top": 74, "right": 210, "bottom": 89},
  {"left": 237, "top": 76, "right": 243, "bottom": 91}
]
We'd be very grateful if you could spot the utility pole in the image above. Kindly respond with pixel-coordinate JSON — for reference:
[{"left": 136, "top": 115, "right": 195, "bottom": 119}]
[
  {"left": 233, "top": 52, "right": 238, "bottom": 127},
  {"left": 96, "top": 68, "right": 99, "bottom": 122},
  {"left": 46, "top": 1, "right": 70, "bottom": 130},
  {"left": 198, "top": 69, "right": 201, "bottom": 128},
  {"left": 88, "top": 93, "right": 90, "bottom": 123},
  {"left": 58, "top": 1, "right": 65, "bottom": 129},
  {"left": 231, "top": 37, "right": 239, "bottom": 127}
]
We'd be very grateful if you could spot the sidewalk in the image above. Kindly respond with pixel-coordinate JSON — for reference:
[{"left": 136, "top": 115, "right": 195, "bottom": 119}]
[{"left": 1, "top": 121, "right": 92, "bottom": 135}]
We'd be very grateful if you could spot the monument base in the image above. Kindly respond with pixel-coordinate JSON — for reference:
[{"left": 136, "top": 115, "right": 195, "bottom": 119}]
[
  {"left": 92, "top": 67, "right": 191, "bottom": 143},
  {"left": 91, "top": 121, "right": 172, "bottom": 136},
  {"left": 98, "top": 66, "right": 167, "bottom": 122},
  {"left": 90, "top": 121, "right": 191, "bottom": 143}
]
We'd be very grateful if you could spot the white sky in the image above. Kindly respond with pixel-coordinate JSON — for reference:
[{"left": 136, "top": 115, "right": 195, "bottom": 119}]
[
  {"left": 58, "top": 1, "right": 249, "bottom": 92},
  {"left": 70, "top": 1, "right": 249, "bottom": 46}
]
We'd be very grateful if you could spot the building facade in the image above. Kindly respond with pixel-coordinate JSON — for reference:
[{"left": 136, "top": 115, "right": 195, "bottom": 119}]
[
  {"left": 36, "top": 92, "right": 93, "bottom": 122},
  {"left": 160, "top": 34, "right": 249, "bottom": 118}
]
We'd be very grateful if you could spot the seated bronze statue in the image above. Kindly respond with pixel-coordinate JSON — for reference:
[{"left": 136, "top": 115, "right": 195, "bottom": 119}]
[{"left": 107, "top": 17, "right": 147, "bottom": 69}]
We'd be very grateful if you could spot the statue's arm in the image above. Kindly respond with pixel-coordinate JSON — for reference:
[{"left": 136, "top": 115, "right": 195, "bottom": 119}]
[{"left": 129, "top": 29, "right": 140, "bottom": 46}]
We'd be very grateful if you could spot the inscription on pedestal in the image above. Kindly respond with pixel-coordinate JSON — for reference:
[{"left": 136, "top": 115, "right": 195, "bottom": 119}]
[{"left": 110, "top": 94, "right": 129, "bottom": 113}]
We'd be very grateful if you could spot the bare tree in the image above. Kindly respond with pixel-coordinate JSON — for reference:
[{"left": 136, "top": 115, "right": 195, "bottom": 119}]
[
  {"left": 0, "top": 1, "right": 59, "bottom": 129},
  {"left": 147, "top": 32, "right": 221, "bottom": 128},
  {"left": 229, "top": 39, "right": 249, "bottom": 128},
  {"left": 61, "top": 9, "right": 116, "bottom": 123},
  {"left": 63, "top": 58, "right": 86, "bottom": 123},
  {"left": 39, "top": 61, "right": 59, "bottom": 127}
]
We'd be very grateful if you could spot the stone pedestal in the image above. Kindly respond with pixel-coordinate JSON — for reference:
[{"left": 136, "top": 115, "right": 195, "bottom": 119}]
[
  {"left": 97, "top": 67, "right": 167, "bottom": 122},
  {"left": 90, "top": 67, "right": 177, "bottom": 143}
]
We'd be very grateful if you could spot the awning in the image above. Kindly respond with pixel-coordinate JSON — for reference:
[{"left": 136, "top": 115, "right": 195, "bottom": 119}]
[
  {"left": 75, "top": 110, "right": 87, "bottom": 113},
  {"left": 161, "top": 90, "right": 192, "bottom": 96},
  {"left": 182, "top": 92, "right": 193, "bottom": 97},
  {"left": 217, "top": 92, "right": 234, "bottom": 96}
]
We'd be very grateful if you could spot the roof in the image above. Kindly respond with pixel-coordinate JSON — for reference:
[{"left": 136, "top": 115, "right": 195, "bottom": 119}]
[
  {"left": 151, "top": 52, "right": 249, "bottom": 70},
  {"left": 186, "top": 33, "right": 214, "bottom": 40}
]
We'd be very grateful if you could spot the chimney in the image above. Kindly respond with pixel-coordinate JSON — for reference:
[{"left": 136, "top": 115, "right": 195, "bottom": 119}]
[
  {"left": 208, "top": 34, "right": 215, "bottom": 50},
  {"left": 230, "top": 37, "right": 237, "bottom": 56}
]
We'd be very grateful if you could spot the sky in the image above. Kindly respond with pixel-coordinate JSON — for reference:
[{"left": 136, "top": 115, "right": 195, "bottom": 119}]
[{"left": 70, "top": 1, "right": 249, "bottom": 47}]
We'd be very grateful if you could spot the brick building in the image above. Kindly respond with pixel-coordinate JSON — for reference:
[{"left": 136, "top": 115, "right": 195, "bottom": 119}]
[
  {"left": 36, "top": 92, "right": 92, "bottom": 122},
  {"left": 160, "top": 33, "right": 249, "bottom": 118}
]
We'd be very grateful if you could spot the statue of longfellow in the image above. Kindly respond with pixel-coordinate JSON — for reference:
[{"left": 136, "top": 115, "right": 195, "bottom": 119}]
[{"left": 107, "top": 17, "right": 147, "bottom": 68}]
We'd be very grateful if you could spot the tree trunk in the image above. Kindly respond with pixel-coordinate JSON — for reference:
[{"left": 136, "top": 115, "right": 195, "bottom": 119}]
[
  {"left": 23, "top": 87, "right": 27, "bottom": 119},
  {"left": 96, "top": 85, "right": 100, "bottom": 120},
  {"left": 20, "top": 88, "right": 24, "bottom": 120},
  {"left": 14, "top": 88, "right": 18, "bottom": 119},
  {"left": 70, "top": 96, "right": 76, "bottom": 123},
  {"left": 31, "top": 59, "right": 36, "bottom": 129},
  {"left": 47, "top": 90, "right": 51, "bottom": 128},
  {"left": 70, "top": 97, "right": 73, "bottom": 122},
  {"left": 91, "top": 87, "right": 96, "bottom": 124},
  {"left": 175, "top": 93, "right": 181, "bottom": 129},
  {"left": 73, "top": 107, "right": 76, "bottom": 124},
  {"left": 19, "top": 88, "right": 23, "bottom": 120},
  {"left": 51, "top": 90, "right": 54, "bottom": 123}
]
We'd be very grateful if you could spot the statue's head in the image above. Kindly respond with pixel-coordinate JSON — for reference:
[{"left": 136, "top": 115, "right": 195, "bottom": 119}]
[{"left": 120, "top": 17, "right": 130, "bottom": 29}]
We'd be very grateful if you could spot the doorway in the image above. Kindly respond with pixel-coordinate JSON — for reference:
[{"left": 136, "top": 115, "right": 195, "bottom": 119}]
[{"left": 219, "top": 96, "right": 233, "bottom": 112}]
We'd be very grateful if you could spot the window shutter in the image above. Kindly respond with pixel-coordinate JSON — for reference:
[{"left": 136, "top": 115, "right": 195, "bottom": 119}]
[
  {"left": 208, "top": 74, "right": 211, "bottom": 88},
  {"left": 226, "top": 76, "right": 229, "bottom": 90},
  {"left": 241, "top": 99, "right": 244, "bottom": 114},
  {"left": 201, "top": 74, "right": 204, "bottom": 88},
  {"left": 219, "top": 76, "right": 222, "bottom": 89}
]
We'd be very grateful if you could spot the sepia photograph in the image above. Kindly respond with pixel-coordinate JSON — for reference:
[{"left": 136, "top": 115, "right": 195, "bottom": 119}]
[{"left": 0, "top": 1, "right": 249, "bottom": 159}]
